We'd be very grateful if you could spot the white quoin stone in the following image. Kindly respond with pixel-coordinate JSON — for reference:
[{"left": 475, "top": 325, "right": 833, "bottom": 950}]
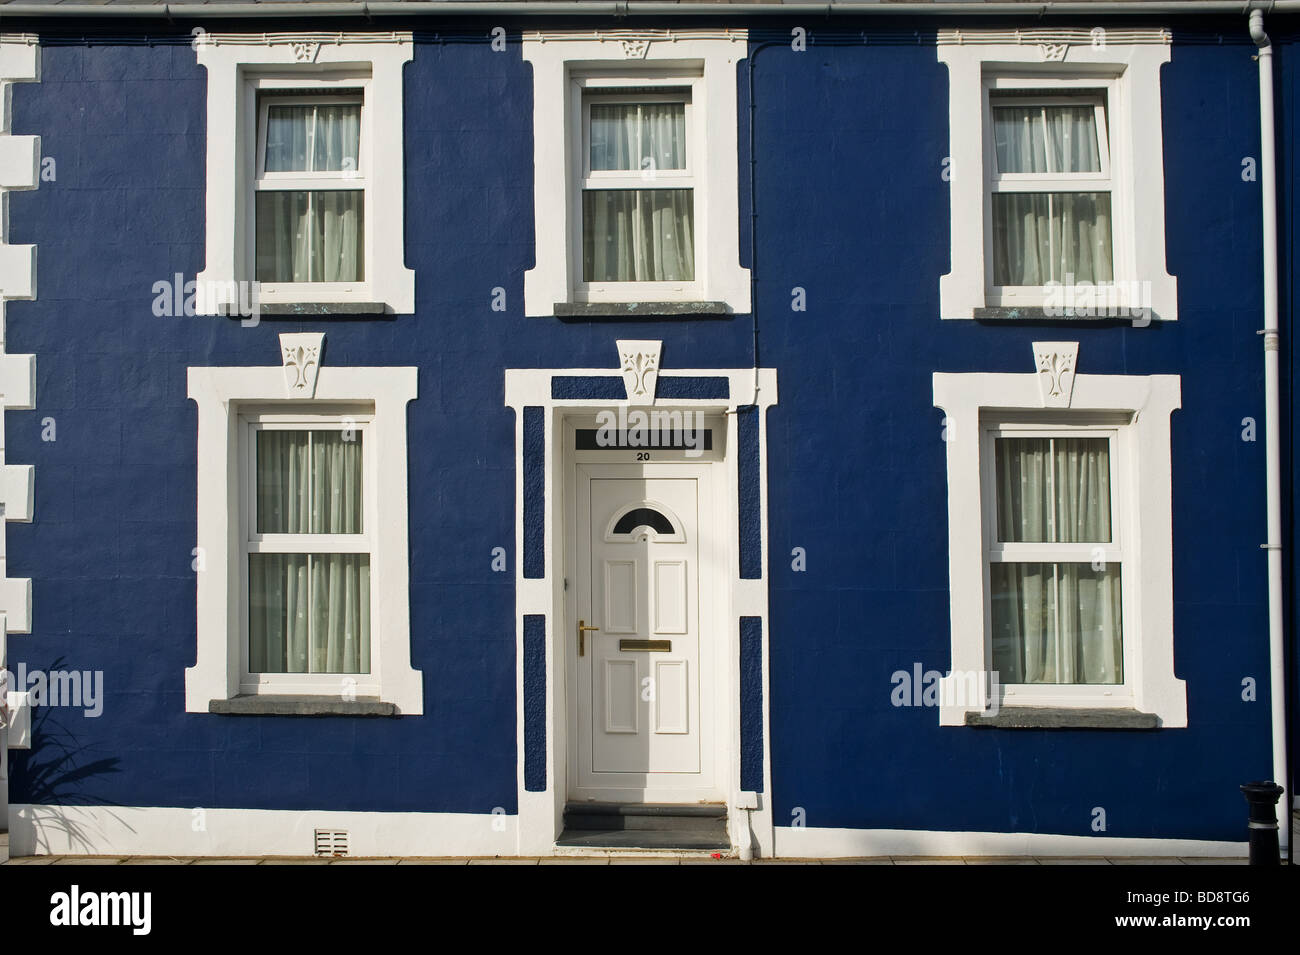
[
  {"left": 280, "top": 333, "right": 325, "bottom": 398},
  {"left": 0, "top": 135, "right": 39, "bottom": 189},
  {"left": 617, "top": 339, "right": 662, "bottom": 404}
]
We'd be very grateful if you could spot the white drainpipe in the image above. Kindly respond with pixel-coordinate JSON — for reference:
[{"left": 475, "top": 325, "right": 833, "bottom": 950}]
[{"left": 1249, "top": 8, "right": 1290, "bottom": 853}]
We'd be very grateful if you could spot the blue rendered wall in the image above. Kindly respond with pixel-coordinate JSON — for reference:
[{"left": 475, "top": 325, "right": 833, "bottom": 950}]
[{"left": 1, "top": 16, "right": 1278, "bottom": 841}]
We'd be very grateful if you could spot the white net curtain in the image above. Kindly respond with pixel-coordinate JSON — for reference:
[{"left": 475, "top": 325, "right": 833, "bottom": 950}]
[
  {"left": 249, "top": 430, "right": 370, "bottom": 675},
  {"left": 256, "top": 102, "right": 364, "bottom": 283},
  {"left": 583, "top": 101, "right": 695, "bottom": 282},
  {"left": 990, "top": 100, "right": 1113, "bottom": 287},
  {"left": 990, "top": 437, "right": 1123, "bottom": 685}
]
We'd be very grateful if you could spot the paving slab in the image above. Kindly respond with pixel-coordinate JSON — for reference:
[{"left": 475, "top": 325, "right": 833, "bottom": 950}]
[
  {"left": 52, "top": 858, "right": 124, "bottom": 865},
  {"left": 1107, "top": 857, "right": 1187, "bottom": 865},
  {"left": 191, "top": 859, "right": 262, "bottom": 865},
  {"left": 892, "top": 857, "right": 967, "bottom": 864},
  {"left": 122, "top": 857, "right": 192, "bottom": 865},
  {"left": 397, "top": 859, "right": 468, "bottom": 865},
  {"left": 468, "top": 858, "right": 539, "bottom": 865},
  {"left": 539, "top": 857, "right": 610, "bottom": 865},
  {"left": 1037, "top": 858, "right": 1113, "bottom": 865}
]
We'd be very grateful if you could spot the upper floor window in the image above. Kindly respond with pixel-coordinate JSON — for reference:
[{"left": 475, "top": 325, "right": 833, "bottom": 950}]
[
  {"left": 581, "top": 89, "right": 696, "bottom": 290},
  {"left": 523, "top": 30, "right": 750, "bottom": 317},
  {"left": 987, "top": 92, "right": 1113, "bottom": 290},
  {"left": 194, "top": 35, "right": 414, "bottom": 315},
  {"left": 255, "top": 94, "right": 365, "bottom": 286},
  {"left": 937, "top": 31, "right": 1176, "bottom": 322}
]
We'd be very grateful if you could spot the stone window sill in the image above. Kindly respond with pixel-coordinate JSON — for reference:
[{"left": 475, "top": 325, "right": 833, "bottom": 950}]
[
  {"left": 220, "top": 302, "right": 389, "bottom": 318},
  {"left": 554, "top": 301, "right": 731, "bottom": 319},
  {"left": 964, "top": 707, "right": 1160, "bottom": 729},
  {"left": 208, "top": 696, "right": 398, "bottom": 717}
]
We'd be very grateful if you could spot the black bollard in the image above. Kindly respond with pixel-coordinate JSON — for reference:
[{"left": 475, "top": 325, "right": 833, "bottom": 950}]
[{"left": 1239, "top": 781, "right": 1285, "bottom": 865}]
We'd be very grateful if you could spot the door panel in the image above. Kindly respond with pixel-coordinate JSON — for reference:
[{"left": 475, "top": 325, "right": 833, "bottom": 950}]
[{"left": 653, "top": 560, "right": 688, "bottom": 635}]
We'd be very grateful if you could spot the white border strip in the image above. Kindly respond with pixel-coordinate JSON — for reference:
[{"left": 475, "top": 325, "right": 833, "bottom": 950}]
[
  {"left": 8, "top": 804, "right": 1245, "bottom": 859},
  {"left": 11, "top": 804, "right": 515, "bottom": 858},
  {"left": 776, "top": 825, "right": 1246, "bottom": 859}
]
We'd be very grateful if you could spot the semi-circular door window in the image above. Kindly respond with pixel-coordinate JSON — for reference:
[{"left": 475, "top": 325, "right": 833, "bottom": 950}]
[{"left": 604, "top": 501, "right": 686, "bottom": 543}]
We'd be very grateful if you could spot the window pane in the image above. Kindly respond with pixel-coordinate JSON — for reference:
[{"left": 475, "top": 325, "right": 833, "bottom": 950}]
[
  {"left": 583, "top": 189, "right": 695, "bottom": 282},
  {"left": 590, "top": 103, "right": 637, "bottom": 171},
  {"left": 256, "top": 191, "right": 364, "bottom": 283},
  {"left": 1059, "top": 562, "right": 1123, "bottom": 684},
  {"left": 995, "top": 438, "right": 1052, "bottom": 542},
  {"left": 256, "top": 191, "right": 312, "bottom": 282},
  {"left": 996, "top": 436, "right": 1111, "bottom": 544},
  {"left": 311, "top": 430, "right": 363, "bottom": 534},
  {"left": 993, "top": 102, "right": 1101, "bottom": 174},
  {"left": 256, "top": 430, "right": 310, "bottom": 534},
  {"left": 249, "top": 553, "right": 309, "bottom": 673},
  {"left": 249, "top": 554, "right": 370, "bottom": 675},
  {"left": 641, "top": 102, "right": 686, "bottom": 171},
  {"left": 991, "top": 562, "right": 1056, "bottom": 683},
  {"left": 992, "top": 106, "right": 1048, "bottom": 174},
  {"left": 312, "top": 104, "right": 361, "bottom": 173},
  {"left": 264, "top": 103, "right": 360, "bottom": 173},
  {"left": 590, "top": 102, "right": 687, "bottom": 172},
  {"left": 991, "top": 562, "right": 1123, "bottom": 685},
  {"left": 1053, "top": 437, "right": 1111, "bottom": 543},
  {"left": 312, "top": 191, "right": 364, "bottom": 282},
  {"left": 310, "top": 554, "right": 371, "bottom": 674},
  {"left": 264, "top": 105, "right": 313, "bottom": 172},
  {"left": 1044, "top": 105, "right": 1101, "bottom": 173},
  {"left": 991, "top": 192, "right": 1113, "bottom": 286},
  {"left": 257, "top": 430, "right": 363, "bottom": 535}
]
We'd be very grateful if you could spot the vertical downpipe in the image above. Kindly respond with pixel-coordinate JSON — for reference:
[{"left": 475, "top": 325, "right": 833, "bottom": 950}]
[{"left": 1250, "top": 7, "right": 1291, "bottom": 855}]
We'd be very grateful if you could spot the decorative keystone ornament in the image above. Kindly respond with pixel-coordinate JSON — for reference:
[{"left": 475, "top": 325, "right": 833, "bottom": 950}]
[
  {"left": 281, "top": 333, "right": 324, "bottom": 398},
  {"left": 620, "top": 38, "right": 651, "bottom": 59},
  {"left": 617, "top": 340, "right": 662, "bottom": 404},
  {"left": 290, "top": 41, "right": 321, "bottom": 63},
  {"left": 1033, "top": 341, "right": 1078, "bottom": 408}
]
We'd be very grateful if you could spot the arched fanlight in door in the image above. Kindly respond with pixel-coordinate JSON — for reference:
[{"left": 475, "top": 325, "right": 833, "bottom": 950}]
[{"left": 604, "top": 500, "right": 686, "bottom": 543}]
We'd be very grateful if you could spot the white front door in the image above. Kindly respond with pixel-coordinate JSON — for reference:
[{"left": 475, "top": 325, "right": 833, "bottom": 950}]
[{"left": 572, "top": 465, "right": 716, "bottom": 801}]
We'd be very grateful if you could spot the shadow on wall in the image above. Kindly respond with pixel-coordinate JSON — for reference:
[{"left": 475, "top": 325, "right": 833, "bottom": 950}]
[{"left": 8, "top": 659, "right": 125, "bottom": 855}]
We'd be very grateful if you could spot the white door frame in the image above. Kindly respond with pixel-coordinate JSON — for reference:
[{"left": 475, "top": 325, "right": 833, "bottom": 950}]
[
  {"left": 504, "top": 359, "right": 778, "bottom": 856},
  {"left": 564, "top": 421, "right": 730, "bottom": 804}
]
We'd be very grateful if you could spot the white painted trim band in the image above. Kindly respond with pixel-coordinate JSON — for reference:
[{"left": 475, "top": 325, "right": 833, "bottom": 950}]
[{"left": 775, "top": 825, "right": 1246, "bottom": 859}]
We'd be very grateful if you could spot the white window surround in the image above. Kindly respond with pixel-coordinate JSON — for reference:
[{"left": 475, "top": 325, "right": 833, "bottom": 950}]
[
  {"left": 194, "top": 34, "right": 415, "bottom": 314},
  {"left": 522, "top": 29, "right": 750, "bottom": 316},
  {"left": 938, "top": 30, "right": 1177, "bottom": 321},
  {"left": 932, "top": 346, "right": 1186, "bottom": 727},
  {"left": 186, "top": 359, "right": 422, "bottom": 714}
]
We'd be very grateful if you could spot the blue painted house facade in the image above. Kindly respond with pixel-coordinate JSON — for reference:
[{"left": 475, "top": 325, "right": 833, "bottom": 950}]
[{"left": 0, "top": 0, "right": 1293, "bottom": 859}]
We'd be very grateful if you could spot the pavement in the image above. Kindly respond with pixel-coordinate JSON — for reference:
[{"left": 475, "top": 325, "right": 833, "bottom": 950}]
[{"left": 0, "top": 853, "right": 1256, "bottom": 865}]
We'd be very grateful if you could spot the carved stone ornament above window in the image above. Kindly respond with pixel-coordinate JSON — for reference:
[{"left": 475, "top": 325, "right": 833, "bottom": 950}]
[
  {"left": 290, "top": 41, "right": 321, "bottom": 63},
  {"left": 280, "top": 332, "right": 324, "bottom": 398},
  {"left": 1033, "top": 341, "right": 1079, "bottom": 409}
]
